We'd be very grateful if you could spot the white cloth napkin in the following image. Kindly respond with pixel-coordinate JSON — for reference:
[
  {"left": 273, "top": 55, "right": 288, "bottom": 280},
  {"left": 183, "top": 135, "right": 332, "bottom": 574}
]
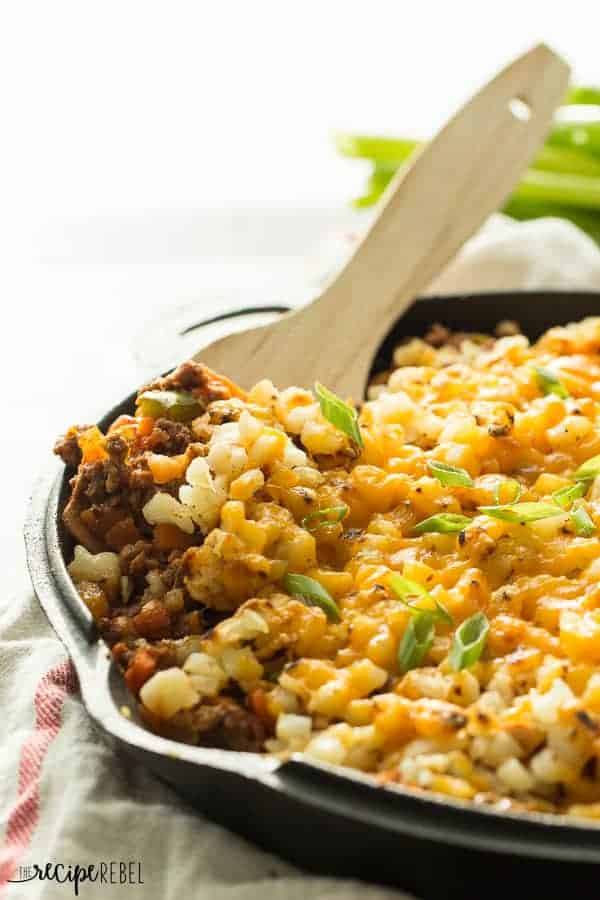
[{"left": 3, "top": 215, "right": 600, "bottom": 900}]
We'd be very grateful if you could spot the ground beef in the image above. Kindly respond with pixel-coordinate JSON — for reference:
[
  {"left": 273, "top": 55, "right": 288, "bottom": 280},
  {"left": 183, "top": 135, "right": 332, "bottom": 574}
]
[
  {"left": 53, "top": 425, "right": 92, "bottom": 467},
  {"left": 423, "top": 323, "right": 452, "bottom": 347},
  {"left": 120, "top": 540, "right": 161, "bottom": 577},
  {"left": 140, "top": 360, "right": 235, "bottom": 404},
  {"left": 423, "top": 321, "right": 521, "bottom": 349},
  {"left": 142, "top": 361, "right": 207, "bottom": 395},
  {"left": 73, "top": 459, "right": 127, "bottom": 505},
  {"left": 100, "top": 600, "right": 183, "bottom": 646},
  {"left": 145, "top": 418, "right": 193, "bottom": 455},
  {"left": 132, "top": 599, "right": 172, "bottom": 640},
  {"left": 494, "top": 319, "right": 521, "bottom": 337},
  {"left": 119, "top": 542, "right": 185, "bottom": 584},
  {"left": 99, "top": 614, "right": 139, "bottom": 646},
  {"left": 204, "top": 403, "right": 243, "bottom": 425},
  {"left": 423, "top": 323, "right": 494, "bottom": 349},
  {"left": 106, "top": 433, "right": 128, "bottom": 461},
  {"left": 62, "top": 453, "right": 154, "bottom": 553},
  {"left": 171, "top": 609, "right": 204, "bottom": 638},
  {"left": 164, "top": 697, "right": 266, "bottom": 751}
]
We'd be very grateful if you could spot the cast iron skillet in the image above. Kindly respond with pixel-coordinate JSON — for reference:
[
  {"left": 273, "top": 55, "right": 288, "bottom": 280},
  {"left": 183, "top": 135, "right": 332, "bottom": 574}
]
[{"left": 25, "top": 292, "right": 600, "bottom": 900}]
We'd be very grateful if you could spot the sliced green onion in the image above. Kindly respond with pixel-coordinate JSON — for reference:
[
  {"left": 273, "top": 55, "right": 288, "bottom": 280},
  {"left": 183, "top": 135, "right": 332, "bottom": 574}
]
[
  {"left": 282, "top": 573, "right": 341, "bottom": 623},
  {"left": 432, "top": 599, "right": 454, "bottom": 626},
  {"left": 552, "top": 481, "right": 587, "bottom": 509},
  {"left": 413, "top": 513, "right": 471, "bottom": 535},
  {"left": 478, "top": 502, "right": 562, "bottom": 523},
  {"left": 301, "top": 504, "right": 349, "bottom": 532},
  {"left": 571, "top": 505, "right": 596, "bottom": 537},
  {"left": 449, "top": 612, "right": 490, "bottom": 671},
  {"left": 492, "top": 478, "right": 523, "bottom": 505},
  {"left": 397, "top": 612, "right": 435, "bottom": 674},
  {"left": 533, "top": 367, "right": 570, "bottom": 399},
  {"left": 388, "top": 573, "right": 428, "bottom": 601},
  {"left": 574, "top": 454, "right": 600, "bottom": 482},
  {"left": 388, "top": 573, "right": 453, "bottom": 625},
  {"left": 427, "top": 460, "right": 474, "bottom": 488},
  {"left": 137, "top": 390, "right": 203, "bottom": 422},
  {"left": 314, "top": 382, "right": 363, "bottom": 448}
]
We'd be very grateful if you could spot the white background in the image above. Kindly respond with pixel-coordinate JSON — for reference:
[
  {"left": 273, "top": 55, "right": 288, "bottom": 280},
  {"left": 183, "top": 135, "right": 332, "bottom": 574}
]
[
  {"left": 1, "top": 1, "right": 599, "bottom": 577},
  {"left": 2, "top": 1, "right": 600, "bottom": 229}
]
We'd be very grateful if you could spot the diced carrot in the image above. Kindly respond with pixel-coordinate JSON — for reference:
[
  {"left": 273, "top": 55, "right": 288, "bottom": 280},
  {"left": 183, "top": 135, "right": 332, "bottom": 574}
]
[
  {"left": 105, "top": 516, "right": 141, "bottom": 551},
  {"left": 153, "top": 523, "right": 195, "bottom": 551},
  {"left": 249, "top": 687, "right": 274, "bottom": 727},
  {"left": 107, "top": 414, "right": 139, "bottom": 442},
  {"left": 125, "top": 648, "right": 158, "bottom": 694},
  {"left": 136, "top": 416, "right": 155, "bottom": 437},
  {"left": 109, "top": 414, "right": 137, "bottom": 431},
  {"left": 203, "top": 365, "right": 247, "bottom": 401},
  {"left": 78, "top": 426, "right": 108, "bottom": 463}
]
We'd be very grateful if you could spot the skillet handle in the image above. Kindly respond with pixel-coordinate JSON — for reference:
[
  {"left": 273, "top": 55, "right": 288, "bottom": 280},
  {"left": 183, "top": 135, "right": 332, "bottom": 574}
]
[{"left": 131, "top": 303, "right": 292, "bottom": 373}]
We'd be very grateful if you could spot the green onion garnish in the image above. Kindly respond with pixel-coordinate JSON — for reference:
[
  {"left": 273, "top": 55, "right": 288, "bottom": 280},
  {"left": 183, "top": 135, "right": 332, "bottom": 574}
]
[
  {"left": 571, "top": 505, "right": 596, "bottom": 537},
  {"left": 427, "top": 460, "right": 474, "bottom": 488},
  {"left": 388, "top": 573, "right": 453, "bottom": 625},
  {"left": 282, "top": 573, "right": 341, "bottom": 622},
  {"left": 574, "top": 454, "right": 600, "bottom": 482},
  {"left": 552, "top": 481, "right": 587, "bottom": 509},
  {"left": 413, "top": 513, "right": 471, "bottom": 535},
  {"left": 533, "top": 367, "right": 570, "bottom": 399},
  {"left": 492, "top": 478, "right": 522, "bottom": 505},
  {"left": 388, "top": 573, "right": 428, "bottom": 601},
  {"left": 478, "top": 501, "right": 562, "bottom": 523},
  {"left": 314, "top": 382, "right": 363, "bottom": 448},
  {"left": 397, "top": 612, "right": 435, "bottom": 674},
  {"left": 449, "top": 612, "right": 489, "bottom": 671},
  {"left": 301, "top": 504, "right": 349, "bottom": 532}
]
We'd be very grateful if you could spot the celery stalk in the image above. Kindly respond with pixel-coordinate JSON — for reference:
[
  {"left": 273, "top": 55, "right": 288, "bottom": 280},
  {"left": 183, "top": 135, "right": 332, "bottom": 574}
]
[
  {"left": 335, "top": 134, "right": 419, "bottom": 163},
  {"left": 533, "top": 145, "right": 600, "bottom": 177},
  {"left": 565, "top": 87, "right": 600, "bottom": 106},
  {"left": 548, "top": 118, "right": 600, "bottom": 159},
  {"left": 513, "top": 169, "right": 600, "bottom": 211},
  {"left": 337, "top": 133, "right": 600, "bottom": 177},
  {"left": 337, "top": 119, "right": 600, "bottom": 245}
]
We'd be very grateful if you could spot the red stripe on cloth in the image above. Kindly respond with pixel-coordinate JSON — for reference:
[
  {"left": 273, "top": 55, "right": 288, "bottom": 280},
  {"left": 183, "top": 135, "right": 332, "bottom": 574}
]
[{"left": 0, "top": 660, "right": 77, "bottom": 892}]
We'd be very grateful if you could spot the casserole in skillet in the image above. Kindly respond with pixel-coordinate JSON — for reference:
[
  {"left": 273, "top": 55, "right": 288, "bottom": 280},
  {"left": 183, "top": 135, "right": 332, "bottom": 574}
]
[{"left": 27, "top": 293, "right": 600, "bottom": 899}]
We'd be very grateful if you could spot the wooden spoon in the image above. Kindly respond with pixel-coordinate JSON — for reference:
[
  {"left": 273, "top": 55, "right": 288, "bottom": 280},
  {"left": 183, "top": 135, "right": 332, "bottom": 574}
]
[{"left": 195, "top": 44, "right": 569, "bottom": 399}]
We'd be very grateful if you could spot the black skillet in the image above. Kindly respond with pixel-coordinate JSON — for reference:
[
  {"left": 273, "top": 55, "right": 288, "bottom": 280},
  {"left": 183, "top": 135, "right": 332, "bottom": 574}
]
[{"left": 25, "top": 292, "right": 600, "bottom": 900}]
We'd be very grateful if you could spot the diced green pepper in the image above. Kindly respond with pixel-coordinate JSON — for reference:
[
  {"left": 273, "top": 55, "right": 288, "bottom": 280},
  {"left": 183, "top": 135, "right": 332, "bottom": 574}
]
[{"left": 136, "top": 390, "right": 203, "bottom": 422}]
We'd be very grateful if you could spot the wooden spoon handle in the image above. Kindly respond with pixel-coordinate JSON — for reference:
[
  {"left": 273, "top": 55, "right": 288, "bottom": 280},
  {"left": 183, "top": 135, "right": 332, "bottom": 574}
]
[{"left": 294, "top": 44, "right": 569, "bottom": 397}]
